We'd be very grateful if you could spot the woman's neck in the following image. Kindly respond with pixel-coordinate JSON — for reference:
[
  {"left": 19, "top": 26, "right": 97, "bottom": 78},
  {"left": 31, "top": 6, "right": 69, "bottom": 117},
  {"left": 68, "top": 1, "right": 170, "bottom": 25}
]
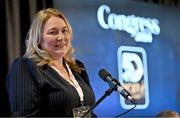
[
  {"left": 51, "top": 58, "right": 64, "bottom": 69},
  {"left": 50, "top": 58, "right": 71, "bottom": 82}
]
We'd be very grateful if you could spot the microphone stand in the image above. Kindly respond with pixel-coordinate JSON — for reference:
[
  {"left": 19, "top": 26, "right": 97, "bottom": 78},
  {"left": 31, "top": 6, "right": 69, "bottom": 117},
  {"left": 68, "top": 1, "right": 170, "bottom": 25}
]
[{"left": 82, "top": 87, "right": 114, "bottom": 117}]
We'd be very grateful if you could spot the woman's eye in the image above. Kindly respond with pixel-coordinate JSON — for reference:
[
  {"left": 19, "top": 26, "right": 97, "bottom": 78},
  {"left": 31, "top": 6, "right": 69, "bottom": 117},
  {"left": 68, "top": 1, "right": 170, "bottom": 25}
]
[
  {"left": 62, "top": 29, "right": 69, "bottom": 35},
  {"left": 49, "top": 30, "right": 58, "bottom": 35}
]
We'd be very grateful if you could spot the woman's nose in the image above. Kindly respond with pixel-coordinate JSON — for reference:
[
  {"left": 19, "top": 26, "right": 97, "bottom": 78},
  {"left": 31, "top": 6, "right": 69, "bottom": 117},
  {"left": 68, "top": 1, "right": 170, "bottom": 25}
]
[
  {"left": 57, "top": 37, "right": 62, "bottom": 41},
  {"left": 57, "top": 34, "right": 64, "bottom": 41}
]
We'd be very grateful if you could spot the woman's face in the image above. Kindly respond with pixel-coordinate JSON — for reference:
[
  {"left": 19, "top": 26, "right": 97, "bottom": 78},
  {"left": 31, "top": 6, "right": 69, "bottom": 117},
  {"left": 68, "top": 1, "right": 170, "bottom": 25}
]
[{"left": 40, "top": 16, "right": 71, "bottom": 60}]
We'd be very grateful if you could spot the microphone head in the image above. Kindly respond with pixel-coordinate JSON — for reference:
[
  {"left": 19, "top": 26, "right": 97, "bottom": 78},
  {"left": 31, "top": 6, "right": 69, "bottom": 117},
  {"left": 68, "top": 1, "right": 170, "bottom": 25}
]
[{"left": 98, "top": 68, "right": 111, "bottom": 81}]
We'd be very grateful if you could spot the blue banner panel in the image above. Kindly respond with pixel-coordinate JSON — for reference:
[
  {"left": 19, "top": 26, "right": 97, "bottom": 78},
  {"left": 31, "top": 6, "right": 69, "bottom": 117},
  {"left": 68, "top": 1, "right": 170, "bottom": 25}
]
[{"left": 53, "top": 0, "right": 180, "bottom": 117}]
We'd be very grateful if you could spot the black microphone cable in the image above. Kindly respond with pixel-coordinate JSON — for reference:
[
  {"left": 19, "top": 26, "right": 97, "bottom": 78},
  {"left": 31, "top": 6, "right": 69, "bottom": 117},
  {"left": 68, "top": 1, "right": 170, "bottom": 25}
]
[{"left": 115, "top": 97, "right": 137, "bottom": 117}]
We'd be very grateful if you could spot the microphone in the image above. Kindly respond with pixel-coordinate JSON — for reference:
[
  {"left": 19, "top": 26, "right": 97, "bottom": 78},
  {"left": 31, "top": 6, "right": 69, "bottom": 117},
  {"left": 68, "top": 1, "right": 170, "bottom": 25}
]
[
  {"left": 99, "top": 68, "right": 136, "bottom": 104},
  {"left": 82, "top": 68, "right": 136, "bottom": 117}
]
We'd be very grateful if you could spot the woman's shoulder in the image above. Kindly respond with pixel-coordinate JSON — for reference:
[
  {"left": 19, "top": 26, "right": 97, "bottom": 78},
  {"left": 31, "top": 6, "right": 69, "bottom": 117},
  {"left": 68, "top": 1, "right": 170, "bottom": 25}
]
[
  {"left": 7, "top": 57, "right": 38, "bottom": 81},
  {"left": 12, "top": 56, "right": 33, "bottom": 62},
  {"left": 75, "top": 60, "right": 91, "bottom": 84},
  {"left": 10, "top": 56, "right": 35, "bottom": 68},
  {"left": 75, "top": 60, "right": 84, "bottom": 67},
  {"left": 75, "top": 60, "right": 87, "bottom": 72}
]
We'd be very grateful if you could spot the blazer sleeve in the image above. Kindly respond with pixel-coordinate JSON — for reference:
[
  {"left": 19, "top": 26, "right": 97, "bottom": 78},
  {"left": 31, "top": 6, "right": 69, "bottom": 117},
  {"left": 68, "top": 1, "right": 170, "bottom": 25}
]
[{"left": 6, "top": 57, "right": 41, "bottom": 117}]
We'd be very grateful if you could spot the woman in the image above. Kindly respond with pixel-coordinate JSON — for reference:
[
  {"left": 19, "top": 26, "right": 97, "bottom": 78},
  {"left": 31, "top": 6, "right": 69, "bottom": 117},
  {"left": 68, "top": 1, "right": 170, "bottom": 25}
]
[{"left": 6, "top": 8, "right": 96, "bottom": 117}]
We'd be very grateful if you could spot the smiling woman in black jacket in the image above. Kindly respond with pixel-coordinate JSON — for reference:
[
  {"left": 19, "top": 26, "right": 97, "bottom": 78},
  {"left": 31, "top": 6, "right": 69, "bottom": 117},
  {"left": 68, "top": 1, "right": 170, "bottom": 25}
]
[{"left": 6, "top": 8, "right": 96, "bottom": 117}]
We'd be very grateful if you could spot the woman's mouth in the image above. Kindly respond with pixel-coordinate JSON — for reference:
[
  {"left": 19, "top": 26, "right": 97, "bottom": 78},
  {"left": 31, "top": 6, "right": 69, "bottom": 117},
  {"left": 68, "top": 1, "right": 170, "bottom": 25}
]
[{"left": 55, "top": 43, "right": 66, "bottom": 48}]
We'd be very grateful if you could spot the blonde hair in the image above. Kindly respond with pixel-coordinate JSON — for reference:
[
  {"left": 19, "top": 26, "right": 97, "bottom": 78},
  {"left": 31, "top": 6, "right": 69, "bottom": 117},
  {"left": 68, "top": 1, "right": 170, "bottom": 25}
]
[{"left": 24, "top": 8, "right": 82, "bottom": 73}]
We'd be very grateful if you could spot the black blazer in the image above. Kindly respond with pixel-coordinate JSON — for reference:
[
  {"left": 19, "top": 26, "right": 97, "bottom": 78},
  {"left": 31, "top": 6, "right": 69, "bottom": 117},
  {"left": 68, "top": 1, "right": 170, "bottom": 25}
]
[{"left": 6, "top": 57, "right": 96, "bottom": 117}]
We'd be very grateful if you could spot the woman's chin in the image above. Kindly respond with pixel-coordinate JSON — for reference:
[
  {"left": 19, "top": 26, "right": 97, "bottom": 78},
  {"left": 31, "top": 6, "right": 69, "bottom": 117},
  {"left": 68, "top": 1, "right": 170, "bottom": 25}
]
[{"left": 53, "top": 52, "right": 66, "bottom": 58}]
